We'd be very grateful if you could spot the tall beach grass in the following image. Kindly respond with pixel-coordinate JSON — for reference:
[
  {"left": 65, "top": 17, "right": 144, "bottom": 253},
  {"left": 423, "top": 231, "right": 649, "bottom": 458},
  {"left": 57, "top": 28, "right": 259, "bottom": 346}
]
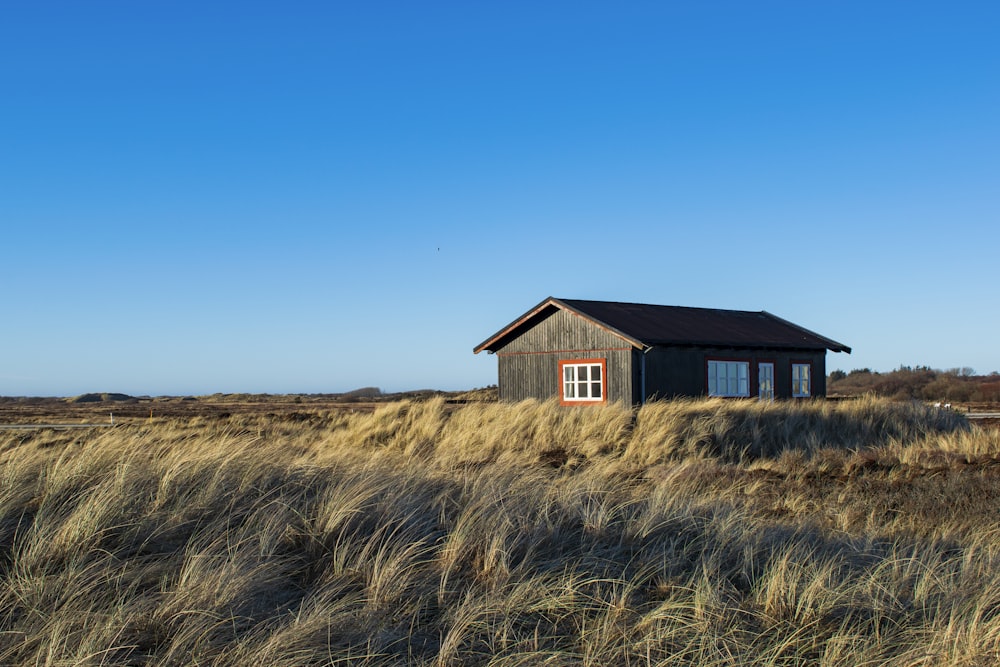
[{"left": 0, "top": 397, "right": 996, "bottom": 665}]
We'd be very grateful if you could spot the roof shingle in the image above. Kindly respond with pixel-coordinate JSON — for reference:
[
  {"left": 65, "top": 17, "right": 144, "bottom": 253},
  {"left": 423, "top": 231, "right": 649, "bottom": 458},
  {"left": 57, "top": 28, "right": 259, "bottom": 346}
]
[{"left": 474, "top": 297, "right": 851, "bottom": 354}]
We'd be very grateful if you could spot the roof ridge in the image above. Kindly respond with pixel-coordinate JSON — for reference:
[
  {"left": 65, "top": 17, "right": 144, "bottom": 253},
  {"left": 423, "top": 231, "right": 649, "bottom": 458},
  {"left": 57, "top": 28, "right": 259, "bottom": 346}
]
[
  {"left": 558, "top": 297, "right": 764, "bottom": 315},
  {"left": 476, "top": 297, "right": 850, "bottom": 354}
]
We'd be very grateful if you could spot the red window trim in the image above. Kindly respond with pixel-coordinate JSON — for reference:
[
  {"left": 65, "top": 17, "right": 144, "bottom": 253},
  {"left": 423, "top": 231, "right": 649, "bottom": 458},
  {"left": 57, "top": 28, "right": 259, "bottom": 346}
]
[{"left": 558, "top": 358, "right": 608, "bottom": 406}]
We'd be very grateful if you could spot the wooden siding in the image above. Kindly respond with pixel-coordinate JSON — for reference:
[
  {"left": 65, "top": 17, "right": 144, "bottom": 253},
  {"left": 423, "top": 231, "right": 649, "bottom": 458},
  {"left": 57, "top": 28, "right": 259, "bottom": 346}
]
[
  {"left": 498, "top": 350, "right": 633, "bottom": 403},
  {"left": 496, "top": 310, "right": 634, "bottom": 404},
  {"left": 642, "top": 347, "right": 828, "bottom": 400},
  {"left": 489, "top": 307, "right": 832, "bottom": 404},
  {"left": 498, "top": 309, "right": 629, "bottom": 354}
]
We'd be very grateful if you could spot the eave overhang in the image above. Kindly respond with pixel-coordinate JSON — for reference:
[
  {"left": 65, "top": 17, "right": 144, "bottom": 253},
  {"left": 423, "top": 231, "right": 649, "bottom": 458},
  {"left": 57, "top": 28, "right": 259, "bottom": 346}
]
[
  {"left": 474, "top": 297, "right": 852, "bottom": 355},
  {"left": 473, "top": 296, "right": 645, "bottom": 354},
  {"left": 761, "top": 311, "right": 852, "bottom": 354}
]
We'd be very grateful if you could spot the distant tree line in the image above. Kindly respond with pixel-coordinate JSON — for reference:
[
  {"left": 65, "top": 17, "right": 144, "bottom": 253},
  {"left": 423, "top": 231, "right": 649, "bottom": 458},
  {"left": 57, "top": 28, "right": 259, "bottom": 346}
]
[{"left": 828, "top": 365, "right": 1000, "bottom": 403}]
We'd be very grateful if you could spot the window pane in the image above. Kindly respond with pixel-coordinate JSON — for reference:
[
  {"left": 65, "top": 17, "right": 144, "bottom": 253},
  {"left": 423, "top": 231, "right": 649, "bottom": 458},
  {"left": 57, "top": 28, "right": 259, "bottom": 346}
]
[
  {"left": 561, "top": 362, "right": 605, "bottom": 401},
  {"left": 792, "top": 364, "right": 811, "bottom": 396},
  {"left": 707, "top": 361, "right": 752, "bottom": 396}
]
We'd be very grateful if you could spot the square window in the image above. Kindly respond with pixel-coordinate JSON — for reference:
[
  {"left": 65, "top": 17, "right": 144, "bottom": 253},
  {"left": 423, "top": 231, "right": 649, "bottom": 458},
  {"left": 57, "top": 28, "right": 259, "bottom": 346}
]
[{"left": 558, "top": 360, "right": 607, "bottom": 405}]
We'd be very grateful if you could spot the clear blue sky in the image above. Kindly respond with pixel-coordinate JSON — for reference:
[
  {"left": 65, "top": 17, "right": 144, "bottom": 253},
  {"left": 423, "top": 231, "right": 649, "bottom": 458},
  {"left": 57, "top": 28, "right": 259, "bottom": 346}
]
[{"left": 3, "top": 2, "right": 998, "bottom": 396}]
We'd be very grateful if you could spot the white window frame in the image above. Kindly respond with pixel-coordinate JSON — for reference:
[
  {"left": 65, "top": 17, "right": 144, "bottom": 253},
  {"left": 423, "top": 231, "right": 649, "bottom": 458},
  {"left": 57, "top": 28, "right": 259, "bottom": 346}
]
[
  {"left": 758, "top": 362, "right": 775, "bottom": 402},
  {"left": 707, "top": 360, "right": 750, "bottom": 397},
  {"left": 560, "top": 359, "right": 606, "bottom": 404},
  {"left": 792, "top": 363, "right": 811, "bottom": 397}
]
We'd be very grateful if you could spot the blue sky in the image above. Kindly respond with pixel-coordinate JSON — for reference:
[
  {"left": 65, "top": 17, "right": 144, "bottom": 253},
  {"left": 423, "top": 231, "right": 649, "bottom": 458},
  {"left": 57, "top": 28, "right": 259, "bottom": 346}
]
[{"left": 2, "top": 2, "right": 998, "bottom": 396}]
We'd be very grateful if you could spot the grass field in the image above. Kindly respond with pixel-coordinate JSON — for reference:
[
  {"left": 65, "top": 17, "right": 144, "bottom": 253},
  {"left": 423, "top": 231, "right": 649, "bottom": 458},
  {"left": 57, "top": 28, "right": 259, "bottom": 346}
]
[{"left": 1, "top": 397, "right": 998, "bottom": 665}]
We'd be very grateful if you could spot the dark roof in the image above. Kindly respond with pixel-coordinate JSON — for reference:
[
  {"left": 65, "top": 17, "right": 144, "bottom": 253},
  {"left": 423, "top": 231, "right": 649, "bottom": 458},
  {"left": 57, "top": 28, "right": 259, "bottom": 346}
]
[{"left": 474, "top": 297, "right": 851, "bottom": 354}]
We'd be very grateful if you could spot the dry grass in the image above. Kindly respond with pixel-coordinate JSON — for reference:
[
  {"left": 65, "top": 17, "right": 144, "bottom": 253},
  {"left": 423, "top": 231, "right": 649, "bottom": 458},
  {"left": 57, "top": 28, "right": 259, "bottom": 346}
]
[{"left": 0, "top": 397, "right": 997, "bottom": 665}]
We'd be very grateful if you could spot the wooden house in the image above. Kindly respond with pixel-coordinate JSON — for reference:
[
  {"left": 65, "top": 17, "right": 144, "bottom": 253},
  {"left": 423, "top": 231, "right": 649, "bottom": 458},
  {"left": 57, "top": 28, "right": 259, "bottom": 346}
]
[{"left": 474, "top": 297, "right": 851, "bottom": 405}]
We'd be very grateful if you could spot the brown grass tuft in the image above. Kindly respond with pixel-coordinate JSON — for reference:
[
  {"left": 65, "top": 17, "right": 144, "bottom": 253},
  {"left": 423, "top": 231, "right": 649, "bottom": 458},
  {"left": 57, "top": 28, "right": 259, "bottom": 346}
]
[{"left": 0, "top": 397, "right": 996, "bottom": 665}]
